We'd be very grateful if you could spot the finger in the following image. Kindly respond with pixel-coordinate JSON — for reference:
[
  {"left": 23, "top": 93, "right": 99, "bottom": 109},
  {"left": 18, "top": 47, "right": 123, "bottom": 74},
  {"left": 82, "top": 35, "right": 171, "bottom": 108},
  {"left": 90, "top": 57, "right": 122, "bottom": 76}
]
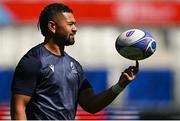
[
  {"left": 129, "top": 66, "right": 134, "bottom": 69},
  {"left": 131, "top": 68, "right": 135, "bottom": 74},
  {"left": 134, "top": 60, "right": 139, "bottom": 74},
  {"left": 128, "top": 66, "right": 136, "bottom": 74},
  {"left": 123, "top": 72, "right": 134, "bottom": 81},
  {"left": 136, "top": 60, "right": 139, "bottom": 69},
  {"left": 122, "top": 72, "right": 129, "bottom": 78},
  {"left": 129, "top": 70, "right": 134, "bottom": 77},
  {"left": 121, "top": 72, "right": 127, "bottom": 79},
  {"left": 124, "top": 68, "right": 134, "bottom": 77},
  {"left": 124, "top": 68, "right": 131, "bottom": 73}
]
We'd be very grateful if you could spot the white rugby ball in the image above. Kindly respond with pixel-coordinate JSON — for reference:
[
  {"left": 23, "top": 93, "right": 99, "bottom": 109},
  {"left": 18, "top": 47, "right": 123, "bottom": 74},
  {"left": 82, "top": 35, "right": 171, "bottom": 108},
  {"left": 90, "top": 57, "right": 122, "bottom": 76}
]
[{"left": 115, "top": 29, "right": 156, "bottom": 60}]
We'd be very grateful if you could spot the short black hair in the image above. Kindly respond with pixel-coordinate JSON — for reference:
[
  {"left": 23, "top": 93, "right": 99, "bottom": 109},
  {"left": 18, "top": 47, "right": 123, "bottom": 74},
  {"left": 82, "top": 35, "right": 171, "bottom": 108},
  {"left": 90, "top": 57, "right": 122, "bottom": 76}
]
[{"left": 38, "top": 3, "right": 73, "bottom": 36}]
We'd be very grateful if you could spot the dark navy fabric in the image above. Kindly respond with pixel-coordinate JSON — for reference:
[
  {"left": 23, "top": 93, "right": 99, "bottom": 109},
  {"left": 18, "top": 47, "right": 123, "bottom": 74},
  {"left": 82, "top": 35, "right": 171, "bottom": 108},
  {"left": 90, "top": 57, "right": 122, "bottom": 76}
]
[{"left": 11, "top": 43, "right": 92, "bottom": 120}]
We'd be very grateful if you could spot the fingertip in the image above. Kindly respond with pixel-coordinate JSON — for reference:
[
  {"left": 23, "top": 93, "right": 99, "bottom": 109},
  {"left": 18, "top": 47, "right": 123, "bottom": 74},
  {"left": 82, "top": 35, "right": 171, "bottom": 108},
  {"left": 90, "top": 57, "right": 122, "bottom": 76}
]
[
  {"left": 136, "top": 60, "right": 138, "bottom": 64},
  {"left": 136, "top": 60, "right": 139, "bottom": 68},
  {"left": 122, "top": 72, "right": 128, "bottom": 76}
]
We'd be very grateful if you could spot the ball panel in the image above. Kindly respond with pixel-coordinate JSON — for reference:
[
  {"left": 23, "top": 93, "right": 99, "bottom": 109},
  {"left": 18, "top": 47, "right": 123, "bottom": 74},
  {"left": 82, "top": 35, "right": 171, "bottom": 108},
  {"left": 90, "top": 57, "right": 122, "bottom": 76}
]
[
  {"left": 143, "top": 30, "right": 153, "bottom": 38},
  {"left": 117, "top": 29, "right": 145, "bottom": 46},
  {"left": 132, "top": 37, "right": 154, "bottom": 49},
  {"left": 118, "top": 47, "right": 144, "bottom": 60},
  {"left": 150, "top": 41, "right": 156, "bottom": 50},
  {"left": 144, "top": 40, "right": 156, "bottom": 58}
]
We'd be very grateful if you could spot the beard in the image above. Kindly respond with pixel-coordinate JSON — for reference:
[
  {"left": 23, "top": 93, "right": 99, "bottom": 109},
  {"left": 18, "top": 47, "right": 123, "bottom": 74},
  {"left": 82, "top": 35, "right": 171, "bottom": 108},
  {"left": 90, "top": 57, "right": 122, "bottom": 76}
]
[
  {"left": 53, "top": 33, "right": 75, "bottom": 46},
  {"left": 66, "top": 34, "right": 75, "bottom": 45}
]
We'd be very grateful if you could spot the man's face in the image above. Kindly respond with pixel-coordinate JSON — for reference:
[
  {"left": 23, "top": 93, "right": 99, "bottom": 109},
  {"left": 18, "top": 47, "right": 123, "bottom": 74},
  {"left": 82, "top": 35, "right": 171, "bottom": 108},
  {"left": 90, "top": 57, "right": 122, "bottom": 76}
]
[{"left": 53, "top": 12, "right": 77, "bottom": 46}]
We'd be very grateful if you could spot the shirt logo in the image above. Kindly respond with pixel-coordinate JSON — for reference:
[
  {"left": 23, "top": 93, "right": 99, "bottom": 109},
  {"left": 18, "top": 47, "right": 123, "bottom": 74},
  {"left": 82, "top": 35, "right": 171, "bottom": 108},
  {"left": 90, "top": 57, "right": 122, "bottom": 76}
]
[
  {"left": 70, "top": 62, "right": 78, "bottom": 73},
  {"left": 49, "top": 64, "right": 54, "bottom": 72}
]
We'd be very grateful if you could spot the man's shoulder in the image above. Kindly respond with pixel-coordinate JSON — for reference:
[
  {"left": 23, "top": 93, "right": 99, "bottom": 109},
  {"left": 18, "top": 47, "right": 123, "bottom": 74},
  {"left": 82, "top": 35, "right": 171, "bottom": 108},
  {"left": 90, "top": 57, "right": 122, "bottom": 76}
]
[
  {"left": 26, "top": 43, "right": 44, "bottom": 57},
  {"left": 21, "top": 43, "right": 45, "bottom": 62},
  {"left": 18, "top": 54, "right": 42, "bottom": 72},
  {"left": 17, "top": 43, "right": 43, "bottom": 68}
]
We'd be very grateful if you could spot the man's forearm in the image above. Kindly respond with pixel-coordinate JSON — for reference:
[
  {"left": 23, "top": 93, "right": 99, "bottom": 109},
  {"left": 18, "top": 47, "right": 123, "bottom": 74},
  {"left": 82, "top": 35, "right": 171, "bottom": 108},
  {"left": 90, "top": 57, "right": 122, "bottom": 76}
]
[
  {"left": 11, "top": 106, "right": 27, "bottom": 120},
  {"left": 82, "top": 86, "right": 122, "bottom": 114}
]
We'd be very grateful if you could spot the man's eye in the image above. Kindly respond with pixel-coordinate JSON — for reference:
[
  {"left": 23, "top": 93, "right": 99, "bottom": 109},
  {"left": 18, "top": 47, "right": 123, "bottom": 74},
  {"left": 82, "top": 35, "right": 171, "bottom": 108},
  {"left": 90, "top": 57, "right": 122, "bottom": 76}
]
[
  {"left": 68, "top": 23, "right": 73, "bottom": 25},
  {"left": 68, "top": 22, "right": 76, "bottom": 26}
]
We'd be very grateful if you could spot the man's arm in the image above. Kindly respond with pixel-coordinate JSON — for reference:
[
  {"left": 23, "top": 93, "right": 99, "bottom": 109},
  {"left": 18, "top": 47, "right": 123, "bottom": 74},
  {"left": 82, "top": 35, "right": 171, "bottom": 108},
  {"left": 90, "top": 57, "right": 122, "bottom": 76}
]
[
  {"left": 78, "top": 61, "right": 139, "bottom": 114},
  {"left": 10, "top": 57, "right": 41, "bottom": 119},
  {"left": 11, "top": 94, "right": 31, "bottom": 120}
]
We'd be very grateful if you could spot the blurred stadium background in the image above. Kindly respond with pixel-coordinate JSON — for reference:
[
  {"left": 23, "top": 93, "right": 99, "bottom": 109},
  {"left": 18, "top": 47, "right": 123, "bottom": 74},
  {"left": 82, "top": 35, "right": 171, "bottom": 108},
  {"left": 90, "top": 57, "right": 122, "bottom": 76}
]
[{"left": 0, "top": 0, "right": 180, "bottom": 120}]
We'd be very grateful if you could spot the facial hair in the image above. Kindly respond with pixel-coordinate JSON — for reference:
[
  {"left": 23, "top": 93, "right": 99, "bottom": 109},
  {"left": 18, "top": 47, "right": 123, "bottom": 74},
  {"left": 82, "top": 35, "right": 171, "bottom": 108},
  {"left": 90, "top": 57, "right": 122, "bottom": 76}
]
[{"left": 53, "top": 33, "right": 75, "bottom": 46}]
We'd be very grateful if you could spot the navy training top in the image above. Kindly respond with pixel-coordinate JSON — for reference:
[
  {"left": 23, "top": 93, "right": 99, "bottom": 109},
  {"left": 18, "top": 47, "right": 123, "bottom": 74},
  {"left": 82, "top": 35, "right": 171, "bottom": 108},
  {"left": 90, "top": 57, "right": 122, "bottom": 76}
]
[{"left": 11, "top": 43, "right": 92, "bottom": 120}]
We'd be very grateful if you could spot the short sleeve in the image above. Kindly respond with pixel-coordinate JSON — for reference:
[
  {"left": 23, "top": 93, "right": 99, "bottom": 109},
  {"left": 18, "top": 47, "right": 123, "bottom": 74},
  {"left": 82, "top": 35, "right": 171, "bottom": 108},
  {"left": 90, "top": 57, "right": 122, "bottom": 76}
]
[{"left": 11, "top": 56, "right": 41, "bottom": 96}]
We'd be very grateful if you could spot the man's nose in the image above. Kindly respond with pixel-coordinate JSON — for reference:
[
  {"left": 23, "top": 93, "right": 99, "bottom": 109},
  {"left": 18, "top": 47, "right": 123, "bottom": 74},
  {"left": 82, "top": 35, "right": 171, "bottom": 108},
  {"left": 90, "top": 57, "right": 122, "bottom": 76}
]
[{"left": 72, "top": 25, "right": 77, "bottom": 34}]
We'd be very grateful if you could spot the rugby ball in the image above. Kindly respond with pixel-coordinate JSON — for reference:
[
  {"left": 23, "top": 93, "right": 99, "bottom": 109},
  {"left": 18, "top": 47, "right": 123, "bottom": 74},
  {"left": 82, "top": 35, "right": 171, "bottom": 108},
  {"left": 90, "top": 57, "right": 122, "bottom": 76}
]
[{"left": 115, "top": 29, "right": 156, "bottom": 60}]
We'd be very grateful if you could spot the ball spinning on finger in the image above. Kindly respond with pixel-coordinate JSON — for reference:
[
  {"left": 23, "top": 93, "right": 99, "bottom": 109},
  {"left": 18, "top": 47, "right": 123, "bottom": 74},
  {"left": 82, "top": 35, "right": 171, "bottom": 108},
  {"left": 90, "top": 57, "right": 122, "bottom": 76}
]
[{"left": 115, "top": 29, "right": 156, "bottom": 60}]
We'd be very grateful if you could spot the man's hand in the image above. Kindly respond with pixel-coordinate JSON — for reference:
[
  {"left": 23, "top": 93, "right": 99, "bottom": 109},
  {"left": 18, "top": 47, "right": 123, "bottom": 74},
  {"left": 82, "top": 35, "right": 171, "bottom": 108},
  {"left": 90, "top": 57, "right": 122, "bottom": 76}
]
[{"left": 118, "top": 61, "right": 139, "bottom": 88}]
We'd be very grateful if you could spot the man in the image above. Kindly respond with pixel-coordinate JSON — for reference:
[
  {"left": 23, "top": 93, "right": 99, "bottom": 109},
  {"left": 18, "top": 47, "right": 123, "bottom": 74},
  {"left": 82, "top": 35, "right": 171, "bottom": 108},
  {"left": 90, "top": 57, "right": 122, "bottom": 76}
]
[{"left": 11, "top": 3, "right": 139, "bottom": 120}]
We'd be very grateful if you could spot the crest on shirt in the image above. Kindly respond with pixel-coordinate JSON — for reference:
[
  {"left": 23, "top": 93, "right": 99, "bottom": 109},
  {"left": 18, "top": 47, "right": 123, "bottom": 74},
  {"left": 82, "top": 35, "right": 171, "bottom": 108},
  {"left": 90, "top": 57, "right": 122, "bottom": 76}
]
[
  {"left": 49, "top": 64, "right": 54, "bottom": 72},
  {"left": 70, "top": 62, "right": 78, "bottom": 73}
]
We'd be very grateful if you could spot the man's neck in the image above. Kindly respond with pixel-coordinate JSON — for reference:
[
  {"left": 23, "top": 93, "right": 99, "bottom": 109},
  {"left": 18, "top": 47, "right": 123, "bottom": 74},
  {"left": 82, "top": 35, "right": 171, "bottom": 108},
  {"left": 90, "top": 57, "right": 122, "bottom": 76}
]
[{"left": 44, "top": 38, "right": 64, "bottom": 56}]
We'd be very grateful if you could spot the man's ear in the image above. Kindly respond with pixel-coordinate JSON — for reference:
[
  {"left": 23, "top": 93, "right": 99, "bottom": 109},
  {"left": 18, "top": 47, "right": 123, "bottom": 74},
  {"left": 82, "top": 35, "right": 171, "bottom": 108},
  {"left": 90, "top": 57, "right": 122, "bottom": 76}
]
[{"left": 48, "top": 21, "right": 56, "bottom": 34}]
